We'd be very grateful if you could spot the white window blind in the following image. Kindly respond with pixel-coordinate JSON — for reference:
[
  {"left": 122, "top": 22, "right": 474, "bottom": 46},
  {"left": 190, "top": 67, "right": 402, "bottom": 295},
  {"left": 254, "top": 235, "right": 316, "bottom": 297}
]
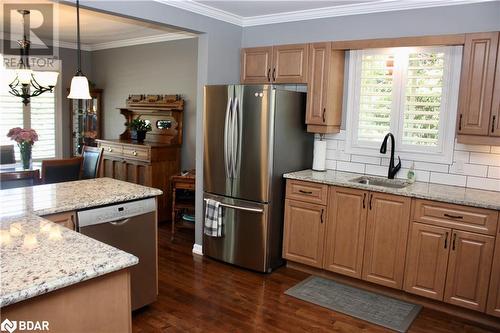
[
  {"left": 0, "top": 60, "right": 57, "bottom": 161},
  {"left": 346, "top": 46, "right": 462, "bottom": 164}
]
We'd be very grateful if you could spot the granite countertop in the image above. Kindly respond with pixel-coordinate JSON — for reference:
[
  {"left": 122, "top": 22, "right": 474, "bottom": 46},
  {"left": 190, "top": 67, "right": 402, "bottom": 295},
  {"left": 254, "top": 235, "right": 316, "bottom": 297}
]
[
  {"left": 0, "top": 178, "right": 162, "bottom": 307},
  {"left": 284, "top": 169, "right": 500, "bottom": 211}
]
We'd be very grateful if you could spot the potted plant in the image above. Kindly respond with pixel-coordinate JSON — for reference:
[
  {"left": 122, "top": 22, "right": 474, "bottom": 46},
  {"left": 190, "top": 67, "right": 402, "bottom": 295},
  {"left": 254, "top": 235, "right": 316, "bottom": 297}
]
[
  {"left": 126, "top": 116, "right": 152, "bottom": 143},
  {"left": 7, "top": 127, "right": 38, "bottom": 169}
]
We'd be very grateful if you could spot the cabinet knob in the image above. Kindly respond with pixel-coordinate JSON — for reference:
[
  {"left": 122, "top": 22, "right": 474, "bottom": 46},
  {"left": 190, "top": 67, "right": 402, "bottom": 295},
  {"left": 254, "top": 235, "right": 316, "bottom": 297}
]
[
  {"left": 133, "top": 151, "right": 137, "bottom": 156},
  {"left": 108, "top": 147, "right": 112, "bottom": 152}
]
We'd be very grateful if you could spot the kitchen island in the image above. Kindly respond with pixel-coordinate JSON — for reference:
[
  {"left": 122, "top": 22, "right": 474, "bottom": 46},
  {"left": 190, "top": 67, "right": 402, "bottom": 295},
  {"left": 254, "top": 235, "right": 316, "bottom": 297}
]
[{"left": 0, "top": 178, "right": 162, "bottom": 333}]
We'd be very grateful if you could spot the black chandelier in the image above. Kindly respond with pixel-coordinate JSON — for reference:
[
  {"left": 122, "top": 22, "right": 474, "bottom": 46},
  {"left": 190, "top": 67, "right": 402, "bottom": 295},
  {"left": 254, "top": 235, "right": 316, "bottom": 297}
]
[{"left": 8, "top": 10, "right": 59, "bottom": 105}]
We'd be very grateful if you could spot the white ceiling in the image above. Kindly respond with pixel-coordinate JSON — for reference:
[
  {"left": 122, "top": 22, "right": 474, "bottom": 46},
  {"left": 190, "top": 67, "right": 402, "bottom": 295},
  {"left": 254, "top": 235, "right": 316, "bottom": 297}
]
[
  {"left": 1, "top": 2, "right": 195, "bottom": 51},
  {"left": 195, "top": 1, "right": 371, "bottom": 17}
]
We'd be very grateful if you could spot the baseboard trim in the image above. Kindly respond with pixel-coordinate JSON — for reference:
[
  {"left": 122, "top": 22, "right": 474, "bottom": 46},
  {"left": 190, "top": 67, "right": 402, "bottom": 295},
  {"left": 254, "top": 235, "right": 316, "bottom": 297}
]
[{"left": 192, "top": 243, "right": 203, "bottom": 256}]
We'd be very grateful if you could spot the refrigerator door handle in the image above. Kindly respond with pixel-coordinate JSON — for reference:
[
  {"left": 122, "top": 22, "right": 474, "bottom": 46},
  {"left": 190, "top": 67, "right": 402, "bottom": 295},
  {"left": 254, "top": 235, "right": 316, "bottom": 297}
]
[
  {"left": 223, "top": 97, "right": 233, "bottom": 178},
  {"left": 231, "top": 97, "right": 240, "bottom": 179},
  {"left": 204, "top": 198, "right": 263, "bottom": 213}
]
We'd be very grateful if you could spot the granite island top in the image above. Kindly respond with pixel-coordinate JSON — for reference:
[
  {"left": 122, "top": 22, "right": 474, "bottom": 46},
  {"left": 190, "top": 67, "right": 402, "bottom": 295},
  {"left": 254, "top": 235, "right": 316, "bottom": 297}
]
[
  {"left": 0, "top": 178, "right": 163, "bottom": 307},
  {"left": 284, "top": 169, "right": 500, "bottom": 211}
]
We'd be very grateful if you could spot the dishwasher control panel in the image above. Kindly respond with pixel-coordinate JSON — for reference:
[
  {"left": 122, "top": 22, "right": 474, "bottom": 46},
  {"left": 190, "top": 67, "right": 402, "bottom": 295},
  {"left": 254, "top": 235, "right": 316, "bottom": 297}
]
[{"left": 77, "top": 198, "right": 156, "bottom": 227}]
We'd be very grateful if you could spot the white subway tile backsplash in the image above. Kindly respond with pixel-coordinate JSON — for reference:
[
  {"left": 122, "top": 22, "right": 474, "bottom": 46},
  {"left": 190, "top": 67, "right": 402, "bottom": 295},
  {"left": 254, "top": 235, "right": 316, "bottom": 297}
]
[
  {"left": 326, "top": 139, "right": 338, "bottom": 150},
  {"left": 453, "top": 151, "right": 470, "bottom": 163},
  {"left": 454, "top": 143, "right": 491, "bottom": 153},
  {"left": 413, "top": 161, "right": 449, "bottom": 173},
  {"left": 351, "top": 155, "right": 381, "bottom": 165},
  {"left": 336, "top": 150, "right": 351, "bottom": 161},
  {"left": 467, "top": 177, "right": 500, "bottom": 192},
  {"left": 326, "top": 149, "right": 337, "bottom": 160},
  {"left": 336, "top": 161, "right": 365, "bottom": 174},
  {"left": 470, "top": 152, "right": 500, "bottom": 166},
  {"left": 490, "top": 146, "right": 500, "bottom": 154},
  {"left": 325, "top": 159, "right": 337, "bottom": 170},
  {"left": 430, "top": 172, "right": 467, "bottom": 187},
  {"left": 449, "top": 163, "right": 488, "bottom": 177},
  {"left": 488, "top": 166, "right": 500, "bottom": 179},
  {"left": 365, "top": 165, "right": 388, "bottom": 177}
]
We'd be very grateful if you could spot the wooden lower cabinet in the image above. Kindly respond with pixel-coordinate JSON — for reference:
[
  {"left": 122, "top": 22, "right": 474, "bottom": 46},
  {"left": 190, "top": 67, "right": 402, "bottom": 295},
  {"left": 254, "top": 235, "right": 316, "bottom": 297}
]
[
  {"left": 404, "top": 222, "right": 450, "bottom": 300},
  {"left": 487, "top": 226, "right": 500, "bottom": 317},
  {"left": 42, "top": 211, "right": 76, "bottom": 230},
  {"left": 101, "top": 156, "right": 152, "bottom": 186},
  {"left": 362, "top": 193, "right": 411, "bottom": 289},
  {"left": 444, "top": 230, "right": 495, "bottom": 312},
  {"left": 323, "top": 187, "right": 367, "bottom": 278},
  {"left": 283, "top": 199, "right": 326, "bottom": 268}
]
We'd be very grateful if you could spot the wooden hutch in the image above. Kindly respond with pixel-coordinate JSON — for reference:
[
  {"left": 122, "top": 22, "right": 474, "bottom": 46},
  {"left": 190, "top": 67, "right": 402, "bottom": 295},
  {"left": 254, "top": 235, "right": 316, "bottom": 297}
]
[{"left": 97, "top": 94, "right": 184, "bottom": 222}]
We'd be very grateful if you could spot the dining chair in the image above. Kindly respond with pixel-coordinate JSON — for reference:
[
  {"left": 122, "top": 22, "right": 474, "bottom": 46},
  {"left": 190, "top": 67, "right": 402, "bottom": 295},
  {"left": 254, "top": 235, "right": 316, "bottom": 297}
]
[
  {"left": 0, "top": 170, "right": 40, "bottom": 189},
  {"left": 0, "top": 145, "right": 16, "bottom": 164},
  {"left": 41, "top": 157, "right": 83, "bottom": 184},
  {"left": 81, "top": 146, "right": 103, "bottom": 179}
]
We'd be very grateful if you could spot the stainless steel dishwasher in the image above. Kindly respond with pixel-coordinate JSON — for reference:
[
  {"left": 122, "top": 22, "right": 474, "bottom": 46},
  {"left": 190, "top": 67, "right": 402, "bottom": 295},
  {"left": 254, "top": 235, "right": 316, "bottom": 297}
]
[{"left": 77, "top": 197, "right": 157, "bottom": 311}]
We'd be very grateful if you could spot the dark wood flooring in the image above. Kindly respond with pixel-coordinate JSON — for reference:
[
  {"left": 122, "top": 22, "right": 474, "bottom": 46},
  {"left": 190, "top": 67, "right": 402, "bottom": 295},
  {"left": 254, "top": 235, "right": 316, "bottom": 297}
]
[{"left": 132, "top": 224, "right": 494, "bottom": 333}]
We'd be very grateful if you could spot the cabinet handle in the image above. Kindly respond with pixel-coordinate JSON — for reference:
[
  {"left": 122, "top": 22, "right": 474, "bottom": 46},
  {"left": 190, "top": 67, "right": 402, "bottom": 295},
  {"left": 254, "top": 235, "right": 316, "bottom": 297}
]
[
  {"left": 132, "top": 151, "right": 138, "bottom": 156},
  {"left": 369, "top": 193, "right": 373, "bottom": 210},
  {"left": 444, "top": 213, "right": 463, "bottom": 219},
  {"left": 267, "top": 68, "right": 271, "bottom": 82},
  {"left": 458, "top": 114, "right": 463, "bottom": 131},
  {"left": 492, "top": 115, "right": 497, "bottom": 133},
  {"left": 362, "top": 193, "right": 366, "bottom": 209},
  {"left": 452, "top": 233, "right": 457, "bottom": 251},
  {"left": 272, "top": 68, "right": 276, "bottom": 81},
  {"left": 444, "top": 232, "right": 449, "bottom": 249},
  {"left": 322, "top": 108, "right": 326, "bottom": 123},
  {"left": 108, "top": 147, "right": 113, "bottom": 152},
  {"left": 298, "top": 189, "right": 313, "bottom": 195},
  {"left": 320, "top": 209, "right": 324, "bottom": 224}
]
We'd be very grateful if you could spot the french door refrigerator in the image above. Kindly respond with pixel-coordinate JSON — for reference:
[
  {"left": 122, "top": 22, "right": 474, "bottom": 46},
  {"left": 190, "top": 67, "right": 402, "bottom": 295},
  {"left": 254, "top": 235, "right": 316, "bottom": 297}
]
[{"left": 203, "top": 85, "right": 313, "bottom": 272}]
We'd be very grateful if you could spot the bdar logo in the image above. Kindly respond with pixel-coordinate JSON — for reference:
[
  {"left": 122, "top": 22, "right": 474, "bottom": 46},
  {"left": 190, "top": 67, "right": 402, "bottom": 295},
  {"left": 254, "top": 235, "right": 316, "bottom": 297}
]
[{"left": 0, "top": 319, "right": 17, "bottom": 333}]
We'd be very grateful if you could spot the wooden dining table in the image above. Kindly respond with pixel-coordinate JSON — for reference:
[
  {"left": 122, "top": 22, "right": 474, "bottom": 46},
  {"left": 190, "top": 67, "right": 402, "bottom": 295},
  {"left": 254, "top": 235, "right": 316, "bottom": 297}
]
[{"left": 0, "top": 162, "right": 42, "bottom": 184}]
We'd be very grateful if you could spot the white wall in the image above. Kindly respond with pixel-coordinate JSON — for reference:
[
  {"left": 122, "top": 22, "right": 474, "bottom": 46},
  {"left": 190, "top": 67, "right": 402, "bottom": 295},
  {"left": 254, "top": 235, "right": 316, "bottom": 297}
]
[{"left": 91, "top": 38, "right": 198, "bottom": 170}]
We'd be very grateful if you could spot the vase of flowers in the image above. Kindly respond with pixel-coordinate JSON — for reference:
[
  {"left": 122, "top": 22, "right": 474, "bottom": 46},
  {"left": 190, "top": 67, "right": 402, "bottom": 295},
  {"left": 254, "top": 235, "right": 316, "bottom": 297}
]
[
  {"left": 126, "top": 116, "right": 152, "bottom": 143},
  {"left": 7, "top": 127, "right": 38, "bottom": 169}
]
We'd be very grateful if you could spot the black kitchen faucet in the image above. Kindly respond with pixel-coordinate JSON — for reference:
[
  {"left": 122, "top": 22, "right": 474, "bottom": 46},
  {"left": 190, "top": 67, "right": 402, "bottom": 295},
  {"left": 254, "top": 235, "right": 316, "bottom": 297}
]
[{"left": 380, "top": 133, "right": 401, "bottom": 179}]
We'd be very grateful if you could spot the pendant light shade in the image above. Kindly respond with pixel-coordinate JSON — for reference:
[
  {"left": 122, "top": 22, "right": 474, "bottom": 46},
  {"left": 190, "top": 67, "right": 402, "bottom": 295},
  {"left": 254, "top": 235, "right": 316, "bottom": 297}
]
[
  {"left": 68, "top": 0, "right": 91, "bottom": 100},
  {"left": 68, "top": 75, "right": 91, "bottom": 99}
]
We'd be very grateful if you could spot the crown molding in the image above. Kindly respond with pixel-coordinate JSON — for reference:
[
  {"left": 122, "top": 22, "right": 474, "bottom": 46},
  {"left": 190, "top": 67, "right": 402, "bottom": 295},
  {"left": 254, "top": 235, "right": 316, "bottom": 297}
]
[
  {"left": 1, "top": 32, "right": 195, "bottom": 52},
  {"left": 156, "top": 0, "right": 495, "bottom": 27}
]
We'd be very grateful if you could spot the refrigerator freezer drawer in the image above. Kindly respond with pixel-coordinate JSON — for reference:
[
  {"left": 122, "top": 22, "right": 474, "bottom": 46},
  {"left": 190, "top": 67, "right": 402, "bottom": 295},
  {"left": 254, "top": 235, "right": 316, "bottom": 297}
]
[{"left": 203, "top": 193, "right": 269, "bottom": 272}]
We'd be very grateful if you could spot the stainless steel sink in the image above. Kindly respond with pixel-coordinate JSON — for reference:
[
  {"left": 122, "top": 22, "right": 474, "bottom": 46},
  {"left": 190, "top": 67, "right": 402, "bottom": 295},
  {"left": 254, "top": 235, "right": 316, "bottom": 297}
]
[{"left": 349, "top": 176, "right": 411, "bottom": 189}]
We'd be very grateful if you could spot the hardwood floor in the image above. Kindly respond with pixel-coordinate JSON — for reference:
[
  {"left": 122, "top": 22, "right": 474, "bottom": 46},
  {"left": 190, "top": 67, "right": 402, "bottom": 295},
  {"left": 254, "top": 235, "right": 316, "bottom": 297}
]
[{"left": 132, "top": 223, "right": 495, "bottom": 333}]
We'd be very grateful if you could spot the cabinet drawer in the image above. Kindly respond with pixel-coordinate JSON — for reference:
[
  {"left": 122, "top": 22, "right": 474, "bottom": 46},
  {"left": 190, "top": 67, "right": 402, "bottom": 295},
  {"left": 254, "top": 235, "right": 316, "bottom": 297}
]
[
  {"left": 412, "top": 199, "right": 498, "bottom": 235},
  {"left": 286, "top": 179, "right": 328, "bottom": 205},
  {"left": 99, "top": 142, "right": 123, "bottom": 157},
  {"left": 123, "top": 146, "right": 150, "bottom": 161}
]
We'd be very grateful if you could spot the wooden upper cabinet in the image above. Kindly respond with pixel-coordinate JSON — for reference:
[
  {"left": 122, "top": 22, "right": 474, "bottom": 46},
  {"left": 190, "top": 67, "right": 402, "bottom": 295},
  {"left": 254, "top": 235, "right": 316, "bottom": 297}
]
[
  {"left": 306, "top": 42, "right": 345, "bottom": 134},
  {"left": 487, "top": 225, "right": 500, "bottom": 317},
  {"left": 323, "top": 187, "right": 368, "bottom": 278},
  {"left": 272, "top": 44, "right": 308, "bottom": 83},
  {"left": 362, "top": 192, "right": 411, "bottom": 290},
  {"left": 283, "top": 199, "right": 326, "bottom": 268},
  {"left": 404, "top": 222, "right": 450, "bottom": 301},
  {"left": 490, "top": 35, "right": 500, "bottom": 137},
  {"left": 457, "top": 32, "right": 499, "bottom": 136},
  {"left": 240, "top": 44, "right": 308, "bottom": 84},
  {"left": 444, "top": 230, "right": 495, "bottom": 312},
  {"left": 241, "top": 47, "right": 273, "bottom": 84}
]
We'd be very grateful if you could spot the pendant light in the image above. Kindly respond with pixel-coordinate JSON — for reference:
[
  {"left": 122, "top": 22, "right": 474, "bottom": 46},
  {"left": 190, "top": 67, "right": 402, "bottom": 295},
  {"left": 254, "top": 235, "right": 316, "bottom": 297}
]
[{"left": 68, "top": 0, "right": 91, "bottom": 100}]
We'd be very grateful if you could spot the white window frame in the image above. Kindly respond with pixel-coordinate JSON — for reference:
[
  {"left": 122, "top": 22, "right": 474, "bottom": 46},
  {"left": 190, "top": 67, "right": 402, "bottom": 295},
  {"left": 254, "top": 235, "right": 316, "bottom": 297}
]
[{"left": 345, "top": 46, "right": 462, "bottom": 164}]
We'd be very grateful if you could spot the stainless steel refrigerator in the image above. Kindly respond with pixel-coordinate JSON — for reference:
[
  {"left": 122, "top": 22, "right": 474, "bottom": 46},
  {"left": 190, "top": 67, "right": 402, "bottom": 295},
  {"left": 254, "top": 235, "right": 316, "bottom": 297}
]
[{"left": 203, "top": 84, "right": 313, "bottom": 272}]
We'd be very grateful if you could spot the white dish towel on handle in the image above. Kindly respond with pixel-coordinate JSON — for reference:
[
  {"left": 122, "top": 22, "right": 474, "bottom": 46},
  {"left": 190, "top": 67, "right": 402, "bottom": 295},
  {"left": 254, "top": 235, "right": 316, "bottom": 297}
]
[{"left": 204, "top": 199, "right": 223, "bottom": 237}]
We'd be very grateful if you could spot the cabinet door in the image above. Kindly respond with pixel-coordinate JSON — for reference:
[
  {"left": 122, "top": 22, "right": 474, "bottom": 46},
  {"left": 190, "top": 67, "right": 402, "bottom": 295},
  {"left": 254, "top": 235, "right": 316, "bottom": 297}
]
[
  {"left": 487, "top": 227, "right": 500, "bottom": 317},
  {"left": 283, "top": 199, "right": 326, "bottom": 268},
  {"left": 306, "top": 42, "right": 330, "bottom": 125},
  {"left": 490, "top": 36, "right": 500, "bottom": 137},
  {"left": 444, "top": 230, "right": 495, "bottom": 312},
  {"left": 404, "top": 223, "right": 450, "bottom": 300},
  {"left": 362, "top": 193, "right": 411, "bottom": 289},
  {"left": 272, "top": 44, "right": 308, "bottom": 83},
  {"left": 101, "top": 156, "right": 125, "bottom": 181},
  {"left": 457, "top": 32, "right": 499, "bottom": 136},
  {"left": 123, "top": 160, "right": 152, "bottom": 186},
  {"left": 241, "top": 47, "right": 273, "bottom": 84},
  {"left": 323, "top": 187, "right": 368, "bottom": 278}
]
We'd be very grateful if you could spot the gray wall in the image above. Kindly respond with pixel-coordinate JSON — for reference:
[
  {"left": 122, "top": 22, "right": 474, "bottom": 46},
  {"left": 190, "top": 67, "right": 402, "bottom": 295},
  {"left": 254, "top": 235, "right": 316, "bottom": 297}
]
[
  {"left": 91, "top": 38, "right": 198, "bottom": 170},
  {"left": 242, "top": 2, "right": 500, "bottom": 46}
]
